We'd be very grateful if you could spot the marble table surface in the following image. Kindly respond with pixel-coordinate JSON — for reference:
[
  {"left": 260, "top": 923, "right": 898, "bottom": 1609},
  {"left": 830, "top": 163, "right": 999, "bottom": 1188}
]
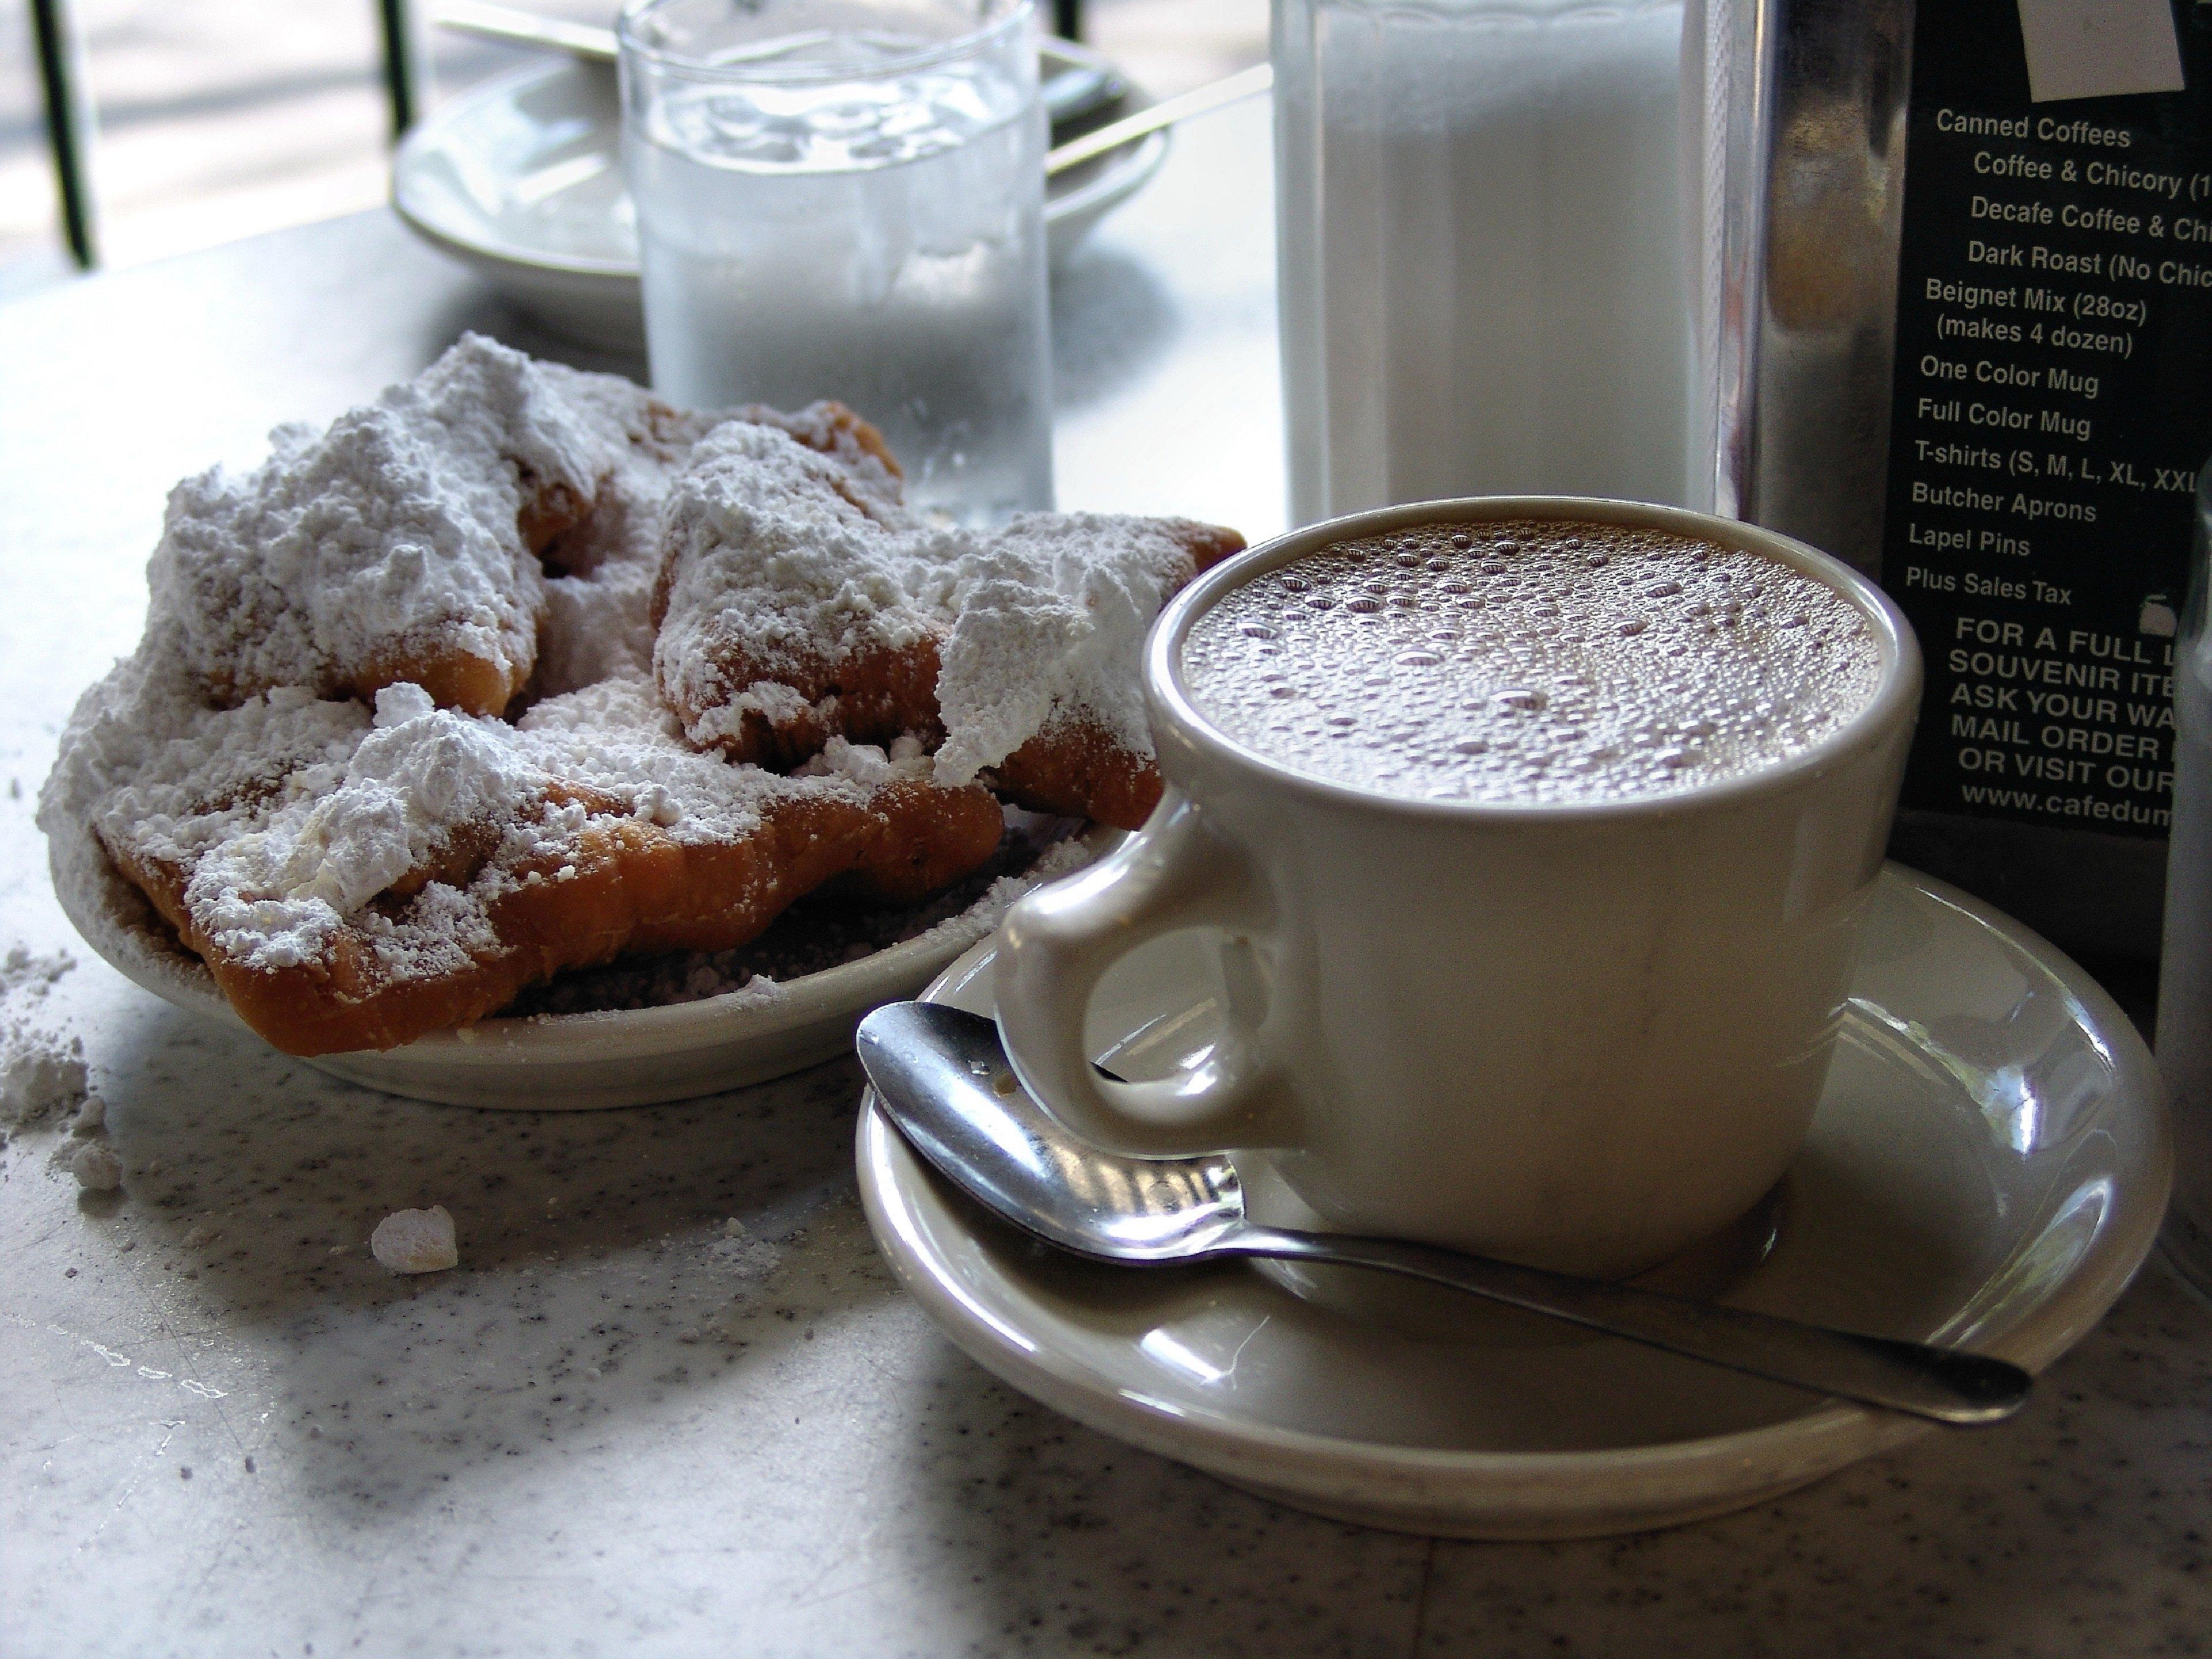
[{"left": 2, "top": 96, "right": 2209, "bottom": 1658}]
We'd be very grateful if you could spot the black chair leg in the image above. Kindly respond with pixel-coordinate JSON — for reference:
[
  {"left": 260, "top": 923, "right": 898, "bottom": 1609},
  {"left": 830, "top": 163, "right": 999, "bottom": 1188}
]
[
  {"left": 1054, "top": 0, "right": 1082, "bottom": 41},
  {"left": 377, "top": 0, "right": 419, "bottom": 137},
  {"left": 29, "top": 0, "right": 97, "bottom": 267}
]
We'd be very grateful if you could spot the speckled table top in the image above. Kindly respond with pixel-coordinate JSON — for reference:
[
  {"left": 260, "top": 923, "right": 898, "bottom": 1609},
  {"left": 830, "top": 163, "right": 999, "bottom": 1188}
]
[{"left": 2, "top": 98, "right": 2209, "bottom": 1658}]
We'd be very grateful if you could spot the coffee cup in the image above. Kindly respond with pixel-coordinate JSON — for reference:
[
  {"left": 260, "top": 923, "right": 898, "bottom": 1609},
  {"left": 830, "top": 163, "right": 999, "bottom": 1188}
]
[{"left": 994, "top": 498, "right": 1921, "bottom": 1278}]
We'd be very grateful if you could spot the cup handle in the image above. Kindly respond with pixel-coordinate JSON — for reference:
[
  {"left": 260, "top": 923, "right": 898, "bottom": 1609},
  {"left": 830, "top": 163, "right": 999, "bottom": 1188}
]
[{"left": 995, "top": 790, "right": 1285, "bottom": 1156}]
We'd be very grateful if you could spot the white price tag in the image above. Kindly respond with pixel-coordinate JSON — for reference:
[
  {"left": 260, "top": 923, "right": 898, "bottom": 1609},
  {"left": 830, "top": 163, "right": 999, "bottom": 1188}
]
[{"left": 2016, "top": 0, "right": 2186, "bottom": 104}]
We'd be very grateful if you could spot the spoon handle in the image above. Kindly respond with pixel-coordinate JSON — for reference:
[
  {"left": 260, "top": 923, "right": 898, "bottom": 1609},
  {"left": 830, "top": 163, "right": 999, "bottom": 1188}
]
[
  {"left": 1223, "top": 1226, "right": 2030, "bottom": 1425},
  {"left": 434, "top": 1, "right": 619, "bottom": 62},
  {"left": 1046, "top": 63, "right": 1274, "bottom": 177}
]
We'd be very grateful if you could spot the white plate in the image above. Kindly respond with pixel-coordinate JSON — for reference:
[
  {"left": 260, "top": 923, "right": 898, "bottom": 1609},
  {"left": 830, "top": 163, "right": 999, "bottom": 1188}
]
[
  {"left": 392, "top": 47, "right": 1170, "bottom": 352},
  {"left": 50, "top": 817, "right": 1113, "bottom": 1110},
  {"left": 857, "top": 864, "right": 2172, "bottom": 1539}
]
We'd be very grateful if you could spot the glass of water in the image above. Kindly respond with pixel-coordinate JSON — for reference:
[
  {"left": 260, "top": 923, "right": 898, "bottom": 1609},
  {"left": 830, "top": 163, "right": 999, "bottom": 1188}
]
[{"left": 618, "top": 0, "right": 1053, "bottom": 522}]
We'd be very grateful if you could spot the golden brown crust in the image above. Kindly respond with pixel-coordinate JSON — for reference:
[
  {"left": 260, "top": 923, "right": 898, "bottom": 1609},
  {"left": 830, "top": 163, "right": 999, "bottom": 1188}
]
[
  {"left": 92, "top": 361, "right": 1245, "bottom": 1052},
  {"left": 990, "top": 719, "right": 1168, "bottom": 832},
  {"left": 514, "top": 474, "right": 596, "bottom": 558},
  {"left": 350, "top": 643, "right": 539, "bottom": 721},
  {"left": 693, "top": 639, "right": 948, "bottom": 772},
  {"left": 108, "top": 777, "right": 1003, "bottom": 1056},
  {"left": 1176, "top": 522, "right": 1250, "bottom": 575}
]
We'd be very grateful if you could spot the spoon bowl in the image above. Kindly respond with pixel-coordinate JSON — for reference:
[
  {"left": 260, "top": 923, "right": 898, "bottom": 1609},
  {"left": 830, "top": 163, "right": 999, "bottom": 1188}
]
[{"left": 855, "top": 998, "right": 1247, "bottom": 1262}]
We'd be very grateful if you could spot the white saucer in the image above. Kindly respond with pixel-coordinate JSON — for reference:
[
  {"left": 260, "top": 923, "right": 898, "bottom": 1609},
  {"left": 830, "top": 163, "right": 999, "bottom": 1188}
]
[
  {"left": 50, "top": 819, "right": 1112, "bottom": 1110},
  {"left": 856, "top": 864, "right": 2172, "bottom": 1538},
  {"left": 392, "top": 46, "right": 1170, "bottom": 352}
]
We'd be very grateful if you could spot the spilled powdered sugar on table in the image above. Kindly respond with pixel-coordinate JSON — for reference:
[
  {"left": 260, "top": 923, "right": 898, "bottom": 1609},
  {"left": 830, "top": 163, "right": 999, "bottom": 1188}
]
[{"left": 0, "top": 947, "right": 87, "bottom": 1142}]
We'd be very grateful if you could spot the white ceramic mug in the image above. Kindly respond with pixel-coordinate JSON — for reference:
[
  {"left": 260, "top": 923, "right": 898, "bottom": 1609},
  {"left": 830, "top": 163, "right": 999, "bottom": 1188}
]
[{"left": 995, "top": 498, "right": 1922, "bottom": 1278}]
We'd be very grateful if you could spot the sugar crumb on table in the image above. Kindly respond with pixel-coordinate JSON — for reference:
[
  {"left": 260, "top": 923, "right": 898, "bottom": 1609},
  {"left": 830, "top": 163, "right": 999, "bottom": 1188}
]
[
  {"left": 69, "top": 1142, "right": 123, "bottom": 1192},
  {"left": 372, "top": 1206, "right": 460, "bottom": 1275}
]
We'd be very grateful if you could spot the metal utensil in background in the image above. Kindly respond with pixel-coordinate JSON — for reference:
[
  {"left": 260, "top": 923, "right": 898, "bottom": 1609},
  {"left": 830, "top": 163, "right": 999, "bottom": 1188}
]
[
  {"left": 435, "top": 0, "right": 618, "bottom": 62},
  {"left": 854, "top": 1001, "right": 2034, "bottom": 1427},
  {"left": 1046, "top": 61, "right": 1270, "bottom": 176},
  {"left": 431, "top": 1, "right": 1129, "bottom": 130}
]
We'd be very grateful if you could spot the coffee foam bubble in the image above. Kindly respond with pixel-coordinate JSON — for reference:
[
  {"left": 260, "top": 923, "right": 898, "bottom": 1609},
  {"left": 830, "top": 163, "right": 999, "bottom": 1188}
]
[{"left": 1180, "top": 520, "right": 1883, "bottom": 806}]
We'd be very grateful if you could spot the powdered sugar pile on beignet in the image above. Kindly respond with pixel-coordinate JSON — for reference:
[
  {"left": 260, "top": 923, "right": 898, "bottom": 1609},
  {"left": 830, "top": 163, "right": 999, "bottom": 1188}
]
[{"left": 652, "top": 419, "right": 1241, "bottom": 824}]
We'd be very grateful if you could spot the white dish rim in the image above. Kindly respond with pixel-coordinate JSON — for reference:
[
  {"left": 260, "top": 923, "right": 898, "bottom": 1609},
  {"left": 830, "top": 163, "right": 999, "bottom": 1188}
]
[
  {"left": 858, "top": 862, "right": 2173, "bottom": 1491},
  {"left": 391, "top": 51, "right": 1171, "bottom": 283}
]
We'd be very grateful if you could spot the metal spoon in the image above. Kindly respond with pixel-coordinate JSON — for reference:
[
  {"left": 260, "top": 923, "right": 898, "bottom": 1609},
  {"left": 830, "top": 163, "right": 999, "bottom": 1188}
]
[
  {"left": 1045, "top": 62, "right": 1271, "bottom": 177},
  {"left": 854, "top": 1001, "right": 2033, "bottom": 1426},
  {"left": 434, "top": 1, "right": 622, "bottom": 64}
]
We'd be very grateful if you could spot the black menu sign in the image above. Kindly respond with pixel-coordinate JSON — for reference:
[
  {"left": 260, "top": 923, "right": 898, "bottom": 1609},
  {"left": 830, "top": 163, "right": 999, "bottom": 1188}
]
[{"left": 1880, "top": 0, "right": 2209, "bottom": 841}]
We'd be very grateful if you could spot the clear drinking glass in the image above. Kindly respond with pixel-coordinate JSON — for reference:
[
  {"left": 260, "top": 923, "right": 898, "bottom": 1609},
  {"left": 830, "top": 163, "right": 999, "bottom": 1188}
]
[
  {"left": 2160, "top": 463, "right": 2212, "bottom": 1297},
  {"left": 1272, "top": 0, "right": 1698, "bottom": 527},
  {"left": 618, "top": 0, "right": 1053, "bottom": 522}
]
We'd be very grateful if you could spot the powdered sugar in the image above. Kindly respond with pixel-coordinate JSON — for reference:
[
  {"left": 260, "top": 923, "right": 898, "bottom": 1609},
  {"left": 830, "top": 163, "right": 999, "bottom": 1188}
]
[
  {"left": 2, "top": 1036, "right": 86, "bottom": 1137},
  {"left": 150, "top": 336, "right": 646, "bottom": 710},
  {"left": 653, "top": 421, "right": 937, "bottom": 736},
  {"left": 654, "top": 419, "right": 1217, "bottom": 779},
  {"left": 930, "top": 513, "right": 1207, "bottom": 779},
  {"left": 0, "top": 948, "right": 83, "bottom": 1141},
  {"left": 257, "top": 686, "right": 537, "bottom": 916},
  {"left": 514, "top": 673, "right": 904, "bottom": 844},
  {"left": 371, "top": 1205, "right": 459, "bottom": 1274},
  {"left": 170, "top": 693, "right": 534, "bottom": 971},
  {"left": 532, "top": 401, "right": 726, "bottom": 698},
  {"left": 1, "top": 946, "right": 75, "bottom": 1005},
  {"left": 39, "top": 343, "right": 930, "bottom": 993}
]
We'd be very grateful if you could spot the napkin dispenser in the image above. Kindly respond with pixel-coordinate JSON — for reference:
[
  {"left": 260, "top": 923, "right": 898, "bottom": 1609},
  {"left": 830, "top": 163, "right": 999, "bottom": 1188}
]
[{"left": 1700, "top": 0, "right": 2211, "bottom": 960}]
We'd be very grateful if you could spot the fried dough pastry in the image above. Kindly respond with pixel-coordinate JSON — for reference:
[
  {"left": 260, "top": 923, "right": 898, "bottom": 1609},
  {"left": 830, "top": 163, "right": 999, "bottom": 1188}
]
[
  {"left": 82, "top": 674, "right": 1002, "bottom": 1054},
  {"left": 651, "top": 421, "right": 1244, "bottom": 829},
  {"left": 149, "top": 336, "right": 632, "bottom": 715},
  {"left": 44, "top": 340, "right": 1247, "bottom": 1054},
  {"left": 145, "top": 334, "right": 902, "bottom": 719}
]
